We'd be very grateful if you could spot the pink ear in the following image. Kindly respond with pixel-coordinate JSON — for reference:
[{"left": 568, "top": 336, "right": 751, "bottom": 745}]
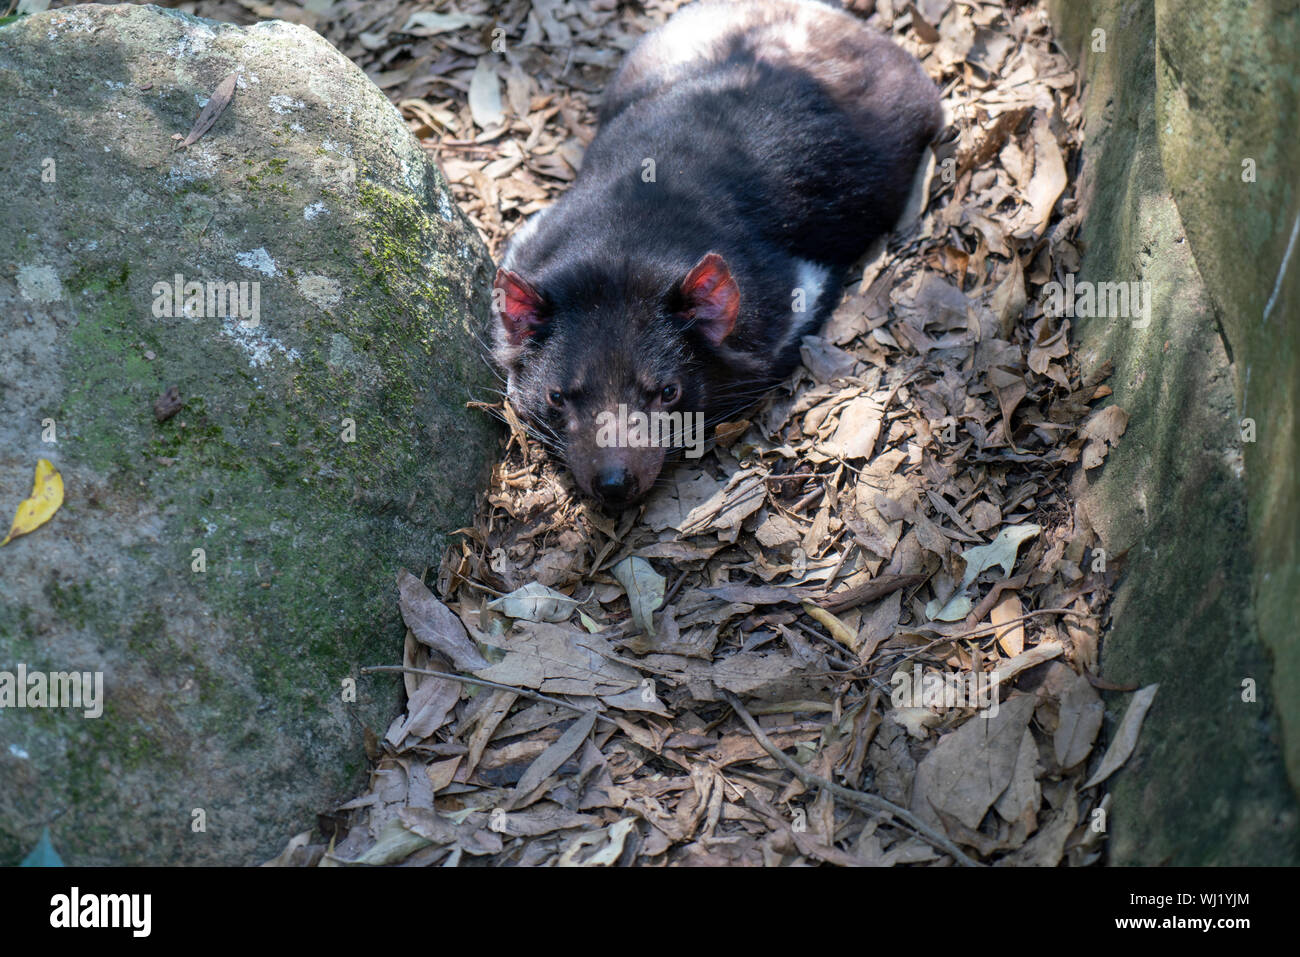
[
  {"left": 680, "top": 253, "right": 740, "bottom": 345},
  {"left": 494, "top": 269, "right": 545, "bottom": 346}
]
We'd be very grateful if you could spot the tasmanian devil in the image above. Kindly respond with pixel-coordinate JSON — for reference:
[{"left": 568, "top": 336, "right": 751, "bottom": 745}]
[{"left": 491, "top": 0, "right": 942, "bottom": 509}]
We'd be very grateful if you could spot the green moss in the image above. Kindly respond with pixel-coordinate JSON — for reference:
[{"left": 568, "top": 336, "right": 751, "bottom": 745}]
[
  {"left": 46, "top": 580, "right": 93, "bottom": 631},
  {"left": 0, "top": 0, "right": 499, "bottom": 861}
]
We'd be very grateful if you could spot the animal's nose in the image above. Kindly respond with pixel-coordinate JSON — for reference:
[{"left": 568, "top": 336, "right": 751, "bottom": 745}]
[{"left": 593, "top": 467, "right": 636, "bottom": 506}]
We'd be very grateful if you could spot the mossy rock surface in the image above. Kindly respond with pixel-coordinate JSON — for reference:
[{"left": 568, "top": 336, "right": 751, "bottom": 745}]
[
  {"left": 1047, "top": 0, "right": 1299, "bottom": 863},
  {"left": 0, "top": 3, "right": 498, "bottom": 864}
]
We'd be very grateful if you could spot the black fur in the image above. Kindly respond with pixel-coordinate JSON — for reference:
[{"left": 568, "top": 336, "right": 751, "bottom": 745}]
[{"left": 492, "top": 0, "right": 941, "bottom": 506}]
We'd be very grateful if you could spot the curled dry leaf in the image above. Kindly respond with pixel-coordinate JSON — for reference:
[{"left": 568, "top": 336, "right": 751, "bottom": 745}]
[
  {"left": 611, "top": 556, "right": 665, "bottom": 636},
  {"left": 990, "top": 592, "right": 1025, "bottom": 656},
  {"left": 992, "top": 640, "right": 1064, "bottom": 685},
  {"left": 1015, "top": 110, "right": 1067, "bottom": 238},
  {"left": 801, "top": 602, "right": 856, "bottom": 648}
]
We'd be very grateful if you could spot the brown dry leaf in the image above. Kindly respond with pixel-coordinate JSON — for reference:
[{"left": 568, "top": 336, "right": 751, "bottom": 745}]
[
  {"left": 993, "top": 640, "right": 1065, "bottom": 685},
  {"left": 495, "top": 803, "right": 603, "bottom": 838},
  {"left": 397, "top": 569, "right": 489, "bottom": 672},
  {"left": 754, "top": 509, "right": 804, "bottom": 547},
  {"left": 992, "top": 726, "right": 1041, "bottom": 833},
  {"left": 685, "top": 650, "right": 825, "bottom": 699},
  {"left": 855, "top": 590, "right": 902, "bottom": 663},
  {"left": 907, "top": 2, "right": 940, "bottom": 43},
  {"left": 678, "top": 470, "right": 766, "bottom": 537},
  {"left": 1055, "top": 670, "right": 1105, "bottom": 769},
  {"left": 512, "top": 711, "right": 597, "bottom": 805},
  {"left": 1028, "top": 316, "right": 1071, "bottom": 375},
  {"left": 426, "top": 757, "right": 462, "bottom": 794},
  {"left": 988, "top": 366, "right": 1028, "bottom": 444},
  {"left": 176, "top": 72, "right": 236, "bottom": 150},
  {"left": 474, "top": 622, "right": 640, "bottom": 697},
  {"left": 700, "top": 583, "right": 816, "bottom": 605},
  {"left": 970, "top": 500, "right": 1002, "bottom": 532},
  {"left": 819, "top": 395, "right": 884, "bottom": 459},
  {"left": 1083, "top": 684, "right": 1160, "bottom": 788},
  {"left": 1080, "top": 405, "right": 1129, "bottom": 470},
  {"left": 997, "top": 797, "right": 1078, "bottom": 867},
  {"left": 958, "top": 106, "right": 1029, "bottom": 179},
  {"left": 911, "top": 694, "right": 1036, "bottom": 831},
  {"left": 389, "top": 677, "right": 461, "bottom": 746},
  {"left": 1016, "top": 110, "right": 1068, "bottom": 238},
  {"left": 642, "top": 468, "right": 724, "bottom": 532},
  {"left": 987, "top": 254, "right": 1026, "bottom": 337},
  {"left": 468, "top": 56, "right": 504, "bottom": 129},
  {"left": 800, "top": 336, "right": 861, "bottom": 382}
]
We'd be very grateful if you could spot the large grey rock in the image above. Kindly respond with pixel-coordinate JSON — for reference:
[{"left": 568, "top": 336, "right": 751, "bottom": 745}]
[
  {"left": 1047, "top": 0, "right": 1299, "bottom": 863},
  {"left": 0, "top": 3, "right": 497, "bottom": 864}
]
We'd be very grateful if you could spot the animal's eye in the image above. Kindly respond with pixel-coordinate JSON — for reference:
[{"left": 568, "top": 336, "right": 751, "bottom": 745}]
[
  {"left": 659, "top": 383, "right": 681, "bottom": 405},
  {"left": 546, "top": 389, "right": 565, "bottom": 409}
]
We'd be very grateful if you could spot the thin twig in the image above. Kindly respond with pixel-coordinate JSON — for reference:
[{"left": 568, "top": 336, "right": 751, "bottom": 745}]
[
  {"left": 722, "top": 690, "right": 981, "bottom": 867},
  {"left": 861, "top": 607, "right": 1088, "bottom": 679},
  {"left": 361, "top": 664, "right": 618, "bottom": 727},
  {"left": 458, "top": 578, "right": 507, "bottom": 598},
  {"left": 657, "top": 570, "right": 690, "bottom": 611}
]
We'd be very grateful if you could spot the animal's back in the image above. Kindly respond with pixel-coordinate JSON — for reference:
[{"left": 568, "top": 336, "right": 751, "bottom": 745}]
[
  {"left": 594, "top": 0, "right": 941, "bottom": 265},
  {"left": 514, "top": 0, "right": 941, "bottom": 279}
]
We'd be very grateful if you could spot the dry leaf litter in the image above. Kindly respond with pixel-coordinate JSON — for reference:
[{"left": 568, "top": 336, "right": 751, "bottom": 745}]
[{"left": 144, "top": 0, "right": 1155, "bottom": 867}]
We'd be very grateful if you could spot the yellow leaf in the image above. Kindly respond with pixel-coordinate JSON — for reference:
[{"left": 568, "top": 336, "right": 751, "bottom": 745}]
[
  {"left": 991, "top": 593, "right": 1025, "bottom": 656},
  {"left": 802, "top": 601, "right": 856, "bottom": 649},
  {"left": 1, "top": 458, "right": 64, "bottom": 546}
]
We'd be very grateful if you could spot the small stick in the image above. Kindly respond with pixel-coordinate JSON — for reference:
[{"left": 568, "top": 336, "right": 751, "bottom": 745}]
[
  {"left": 862, "top": 607, "right": 1087, "bottom": 679},
  {"left": 722, "top": 690, "right": 980, "bottom": 867},
  {"left": 361, "top": 664, "right": 618, "bottom": 727},
  {"left": 458, "top": 578, "right": 507, "bottom": 598}
]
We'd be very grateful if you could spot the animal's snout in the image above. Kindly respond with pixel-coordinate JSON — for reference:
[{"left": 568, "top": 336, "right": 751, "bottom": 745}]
[{"left": 593, "top": 466, "right": 637, "bottom": 507}]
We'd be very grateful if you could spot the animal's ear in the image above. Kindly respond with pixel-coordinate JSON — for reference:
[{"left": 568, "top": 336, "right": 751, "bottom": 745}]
[
  {"left": 493, "top": 268, "right": 546, "bottom": 346},
  {"left": 678, "top": 252, "right": 740, "bottom": 345}
]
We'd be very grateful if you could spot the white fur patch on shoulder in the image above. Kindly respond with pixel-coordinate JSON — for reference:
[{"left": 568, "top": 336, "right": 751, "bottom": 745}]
[
  {"left": 772, "top": 259, "right": 834, "bottom": 355},
  {"left": 796, "top": 259, "right": 830, "bottom": 312}
]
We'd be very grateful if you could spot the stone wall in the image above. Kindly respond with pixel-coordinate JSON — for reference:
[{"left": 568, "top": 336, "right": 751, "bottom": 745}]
[{"left": 1047, "top": 0, "right": 1299, "bottom": 863}]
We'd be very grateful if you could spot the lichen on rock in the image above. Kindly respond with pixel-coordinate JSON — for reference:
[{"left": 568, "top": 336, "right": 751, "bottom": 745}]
[{"left": 0, "top": 3, "right": 499, "bottom": 865}]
